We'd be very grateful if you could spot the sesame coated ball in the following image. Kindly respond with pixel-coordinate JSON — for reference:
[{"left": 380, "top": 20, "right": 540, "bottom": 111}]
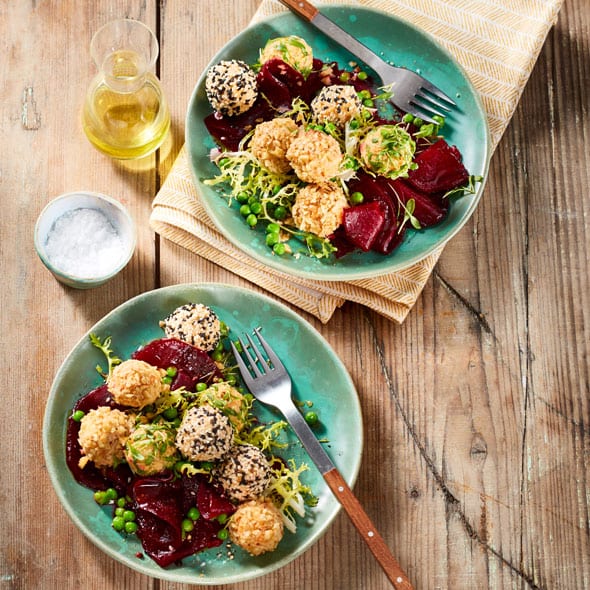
[
  {"left": 292, "top": 182, "right": 348, "bottom": 238},
  {"left": 77, "top": 406, "right": 134, "bottom": 469},
  {"left": 159, "top": 303, "right": 221, "bottom": 352},
  {"left": 249, "top": 117, "right": 298, "bottom": 174},
  {"left": 205, "top": 60, "right": 258, "bottom": 117},
  {"left": 229, "top": 498, "right": 284, "bottom": 555},
  {"left": 199, "top": 381, "right": 249, "bottom": 432},
  {"left": 107, "top": 359, "right": 166, "bottom": 409},
  {"left": 286, "top": 129, "right": 343, "bottom": 183},
  {"left": 175, "top": 405, "right": 233, "bottom": 462},
  {"left": 215, "top": 444, "right": 272, "bottom": 503},
  {"left": 260, "top": 35, "right": 314, "bottom": 76},
  {"left": 311, "top": 84, "right": 363, "bottom": 127}
]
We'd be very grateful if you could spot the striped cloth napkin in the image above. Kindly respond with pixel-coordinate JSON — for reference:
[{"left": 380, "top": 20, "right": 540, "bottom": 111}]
[{"left": 150, "top": 0, "right": 562, "bottom": 323}]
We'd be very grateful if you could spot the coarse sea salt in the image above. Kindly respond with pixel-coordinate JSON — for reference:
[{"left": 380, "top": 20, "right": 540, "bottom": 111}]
[{"left": 44, "top": 207, "right": 125, "bottom": 278}]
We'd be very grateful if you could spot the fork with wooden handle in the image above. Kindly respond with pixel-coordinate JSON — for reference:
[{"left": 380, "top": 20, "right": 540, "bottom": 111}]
[
  {"left": 231, "top": 328, "right": 414, "bottom": 589},
  {"left": 278, "top": 0, "right": 456, "bottom": 123}
]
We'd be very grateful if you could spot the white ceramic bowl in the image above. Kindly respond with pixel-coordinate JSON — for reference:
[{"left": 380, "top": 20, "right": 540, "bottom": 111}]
[{"left": 34, "top": 191, "right": 136, "bottom": 289}]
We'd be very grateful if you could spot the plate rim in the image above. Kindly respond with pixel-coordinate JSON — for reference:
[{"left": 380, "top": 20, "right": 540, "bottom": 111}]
[
  {"left": 185, "top": 4, "right": 491, "bottom": 281},
  {"left": 42, "top": 282, "right": 363, "bottom": 585}
]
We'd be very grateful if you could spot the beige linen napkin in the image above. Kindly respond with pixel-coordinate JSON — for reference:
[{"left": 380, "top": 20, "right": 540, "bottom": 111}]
[{"left": 151, "top": 0, "right": 562, "bottom": 323}]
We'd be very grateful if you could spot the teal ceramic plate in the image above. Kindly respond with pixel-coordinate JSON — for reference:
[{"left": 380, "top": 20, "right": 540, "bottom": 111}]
[
  {"left": 43, "top": 284, "right": 362, "bottom": 585},
  {"left": 186, "top": 5, "right": 490, "bottom": 281}
]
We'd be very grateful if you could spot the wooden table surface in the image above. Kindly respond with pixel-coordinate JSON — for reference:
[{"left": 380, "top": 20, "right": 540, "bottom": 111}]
[{"left": 2, "top": 1, "right": 588, "bottom": 589}]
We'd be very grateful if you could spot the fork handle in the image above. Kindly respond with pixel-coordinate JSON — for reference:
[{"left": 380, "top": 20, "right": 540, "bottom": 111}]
[
  {"left": 278, "top": 0, "right": 389, "bottom": 78},
  {"left": 324, "top": 469, "right": 414, "bottom": 590}
]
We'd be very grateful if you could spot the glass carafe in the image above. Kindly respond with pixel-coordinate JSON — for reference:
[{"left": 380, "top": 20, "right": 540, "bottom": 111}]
[{"left": 82, "top": 19, "right": 170, "bottom": 159}]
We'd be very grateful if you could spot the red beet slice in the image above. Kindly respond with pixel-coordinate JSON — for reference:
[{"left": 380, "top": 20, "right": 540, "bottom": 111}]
[
  {"left": 342, "top": 201, "right": 386, "bottom": 251},
  {"left": 197, "top": 479, "right": 236, "bottom": 520},
  {"left": 387, "top": 179, "right": 448, "bottom": 227},
  {"left": 407, "top": 139, "right": 469, "bottom": 193},
  {"left": 132, "top": 338, "right": 222, "bottom": 391},
  {"left": 257, "top": 58, "right": 306, "bottom": 110}
]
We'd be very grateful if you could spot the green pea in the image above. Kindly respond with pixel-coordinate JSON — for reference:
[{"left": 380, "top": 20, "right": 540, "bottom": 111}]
[
  {"left": 123, "top": 510, "right": 136, "bottom": 522},
  {"left": 349, "top": 119, "right": 360, "bottom": 130},
  {"left": 217, "top": 529, "right": 229, "bottom": 541},
  {"left": 162, "top": 375, "right": 173, "bottom": 385},
  {"left": 266, "top": 223, "right": 280, "bottom": 234},
  {"left": 212, "top": 350, "right": 224, "bottom": 362},
  {"left": 188, "top": 507, "right": 200, "bottom": 521},
  {"left": 266, "top": 232, "right": 279, "bottom": 247},
  {"left": 112, "top": 516, "right": 125, "bottom": 532},
  {"left": 357, "top": 70, "right": 368, "bottom": 80},
  {"left": 363, "top": 98, "right": 374, "bottom": 108},
  {"left": 162, "top": 406, "right": 178, "bottom": 420},
  {"left": 274, "top": 206, "right": 287, "bottom": 220},
  {"left": 236, "top": 192, "right": 249, "bottom": 204},
  {"left": 402, "top": 113, "right": 414, "bottom": 124},
  {"left": 115, "top": 507, "right": 125, "bottom": 517},
  {"left": 350, "top": 191, "right": 364, "bottom": 205},
  {"left": 72, "top": 410, "right": 85, "bottom": 422},
  {"left": 246, "top": 214, "right": 258, "bottom": 227},
  {"left": 239, "top": 204, "right": 251, "bottom": 216},
  {"left": 217, "top": 513, "right": 228, "bottom": 525},
  {"left": 273, "top": 243, "right": 286, "bottom": 256},
  {"left": 226, "top": 373, "right": 237, "bottom": 386},
  {"left": 339, "top": 72, "right": 350, "bottom": 82},
  {"left": 305, "top": 411, "right": 319, "bottom": 426},
  {"left": 93, "top": 491, "right": 107, "bottom": 505},
  {"left": 196, "top": 382, "right": 208, "bottom": 392},
  {"left": 105, "top": 488, "right": 118, "bottom": 502},
  {"left": 413, "top": 117, "right": 424, "bottom": 128},
  {"left": 117, "top": 497, "right": 127, "bottom": 508},
  {"left": 124, "top": 521, "right": 138, "bottom": 534},
  {"left": 166, "top": 366, "right": 178, "bottom": 377},
  {"left": 182, "top": 518, "right": 194, "bottom": 533}
]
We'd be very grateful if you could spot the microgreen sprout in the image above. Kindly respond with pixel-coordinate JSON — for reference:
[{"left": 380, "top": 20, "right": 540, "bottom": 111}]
[{"left": 89, "top": 333, "right": 122, "bottom": 379}]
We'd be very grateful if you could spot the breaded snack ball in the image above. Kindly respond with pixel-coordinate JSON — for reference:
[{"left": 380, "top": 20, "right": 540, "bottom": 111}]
[
  {"left": 249, "top": 117, "right": 298, "bottom": 174},
  {"left": 260, "top": 36, "right": 313, "bottom": 76},
  {"left": 175, "top": 405, "right": 233, "bottom": 462},
  {"left": 205, "top": 60, "right": 258, "bottom": 117},
  {"left": 107, "top": 359, "right": 165, "bottom": 409},
  {"left": 78, "top": 406, "right": 134, "bottom": 469},
  {"left": 159, "top": 303, "right": 221, "bottom": 352},
  {"left": 124, "top": 423, "right": 178, "bottom": 476},
  {"left": 286, "top": 129, "right": 343, "bottom": 183},
  {"left": 215, "top": 444, "right": 272, "bottom": 503},
  {"left": 229, "top": 498, "right": 284, "bottom": 555},
  {"left": 292, "top": 182, "right": 348, "bottom": 237},
  {"left": 311, "top": 85, "right": 362, "bottom": 127}
]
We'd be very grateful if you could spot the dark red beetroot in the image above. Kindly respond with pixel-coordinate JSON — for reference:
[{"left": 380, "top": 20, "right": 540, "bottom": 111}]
[
  {"left": 386, "top": 179, "right": 448, "bottom": 227},
  {"left": 342, "top": 201, "right": 386, "bottom": 251},
  {"left": 132, "top": 337, "right": 222, "bottom": 391},
  {"left": 348, "top": 173, "right": 405, "bottom": 255},
  {"left": 132, "top": 474, "right": 234, "bottom": 567},
  {"left": 257, "top": 58, "right": 306, "bottom": 110},
  {"left": 407, "top": 139, "right": 469, "bottom": 194}
]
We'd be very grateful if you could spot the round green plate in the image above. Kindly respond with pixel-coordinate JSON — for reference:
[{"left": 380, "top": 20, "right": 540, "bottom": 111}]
[
  {"left": 43, "top": 283, "right": 362, "bottom": 585},
  {"left": 186, "top": 5, "right": 491, "bottom": 280}
]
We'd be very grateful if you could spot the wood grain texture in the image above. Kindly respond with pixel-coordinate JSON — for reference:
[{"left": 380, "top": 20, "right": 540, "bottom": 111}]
[{"left": 1, "top": 1, "right": 588, "bottom": 589}]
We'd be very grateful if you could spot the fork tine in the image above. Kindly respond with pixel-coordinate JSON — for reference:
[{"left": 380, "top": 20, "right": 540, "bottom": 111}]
[
  {"left": 419, "top": 80, "right": 457, "bottom": 106},
  {"left": 230, "top": 340, "right": 256, "bottom": 382},
  {"left": 252, "top": 327, "right": 284, "bottom": 371},
  {"left": 409, "top": 96, "right": 446, "bottom": 121},
  {"left": 238, "top": 335, "right": 265, "bottom": 377},
  {"left": 417, "top": 90, "right": 452, "bottom": 113}
]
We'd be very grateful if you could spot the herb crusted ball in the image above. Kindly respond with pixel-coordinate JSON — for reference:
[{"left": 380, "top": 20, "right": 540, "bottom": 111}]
[{"left": 205, "top": 59, "right": 258, "bottom": 117}]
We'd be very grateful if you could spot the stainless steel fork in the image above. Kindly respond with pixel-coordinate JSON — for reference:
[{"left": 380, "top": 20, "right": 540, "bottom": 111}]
[
  {"left": 231, "top": 327, "right": 413, "bottom": 590},
  {"left": 279, "top": 0, "right": 455, "bottom": 123}
]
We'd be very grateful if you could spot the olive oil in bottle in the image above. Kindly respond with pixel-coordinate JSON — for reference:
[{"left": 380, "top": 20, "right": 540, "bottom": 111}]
[{"left": 82, "top": 21, "right": 170, "bottom": 160}]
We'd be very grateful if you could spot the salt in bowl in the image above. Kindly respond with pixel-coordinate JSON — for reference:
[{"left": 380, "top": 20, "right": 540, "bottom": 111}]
[{"left": 34, "top": 191, "right": 136, "bottom": 289}]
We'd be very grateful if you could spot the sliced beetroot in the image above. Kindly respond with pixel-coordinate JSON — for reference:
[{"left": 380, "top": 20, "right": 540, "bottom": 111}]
[
  {"left": 204, "top": 98, "right": 275, "bottom": 151},
  {"left": 407, "top": 139, "right": 469, "bottom": 193},
  {"left": 348, "top": 173, "right": 402, "bottom": 255},
  {"left": 342, "top": 201, "right": 386, "bottom": 251},
  {"left": 197, "top": 478, "right": 236, "bottom": 520},
  {"left": 257, "top": 58, "right": 306, "bottom": 110},
  {"left": 132, "top": 338, "right": 222, "bottom": 391},
  {"left": 387, "top": 179, "right": 448, "bottom": 227}
]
